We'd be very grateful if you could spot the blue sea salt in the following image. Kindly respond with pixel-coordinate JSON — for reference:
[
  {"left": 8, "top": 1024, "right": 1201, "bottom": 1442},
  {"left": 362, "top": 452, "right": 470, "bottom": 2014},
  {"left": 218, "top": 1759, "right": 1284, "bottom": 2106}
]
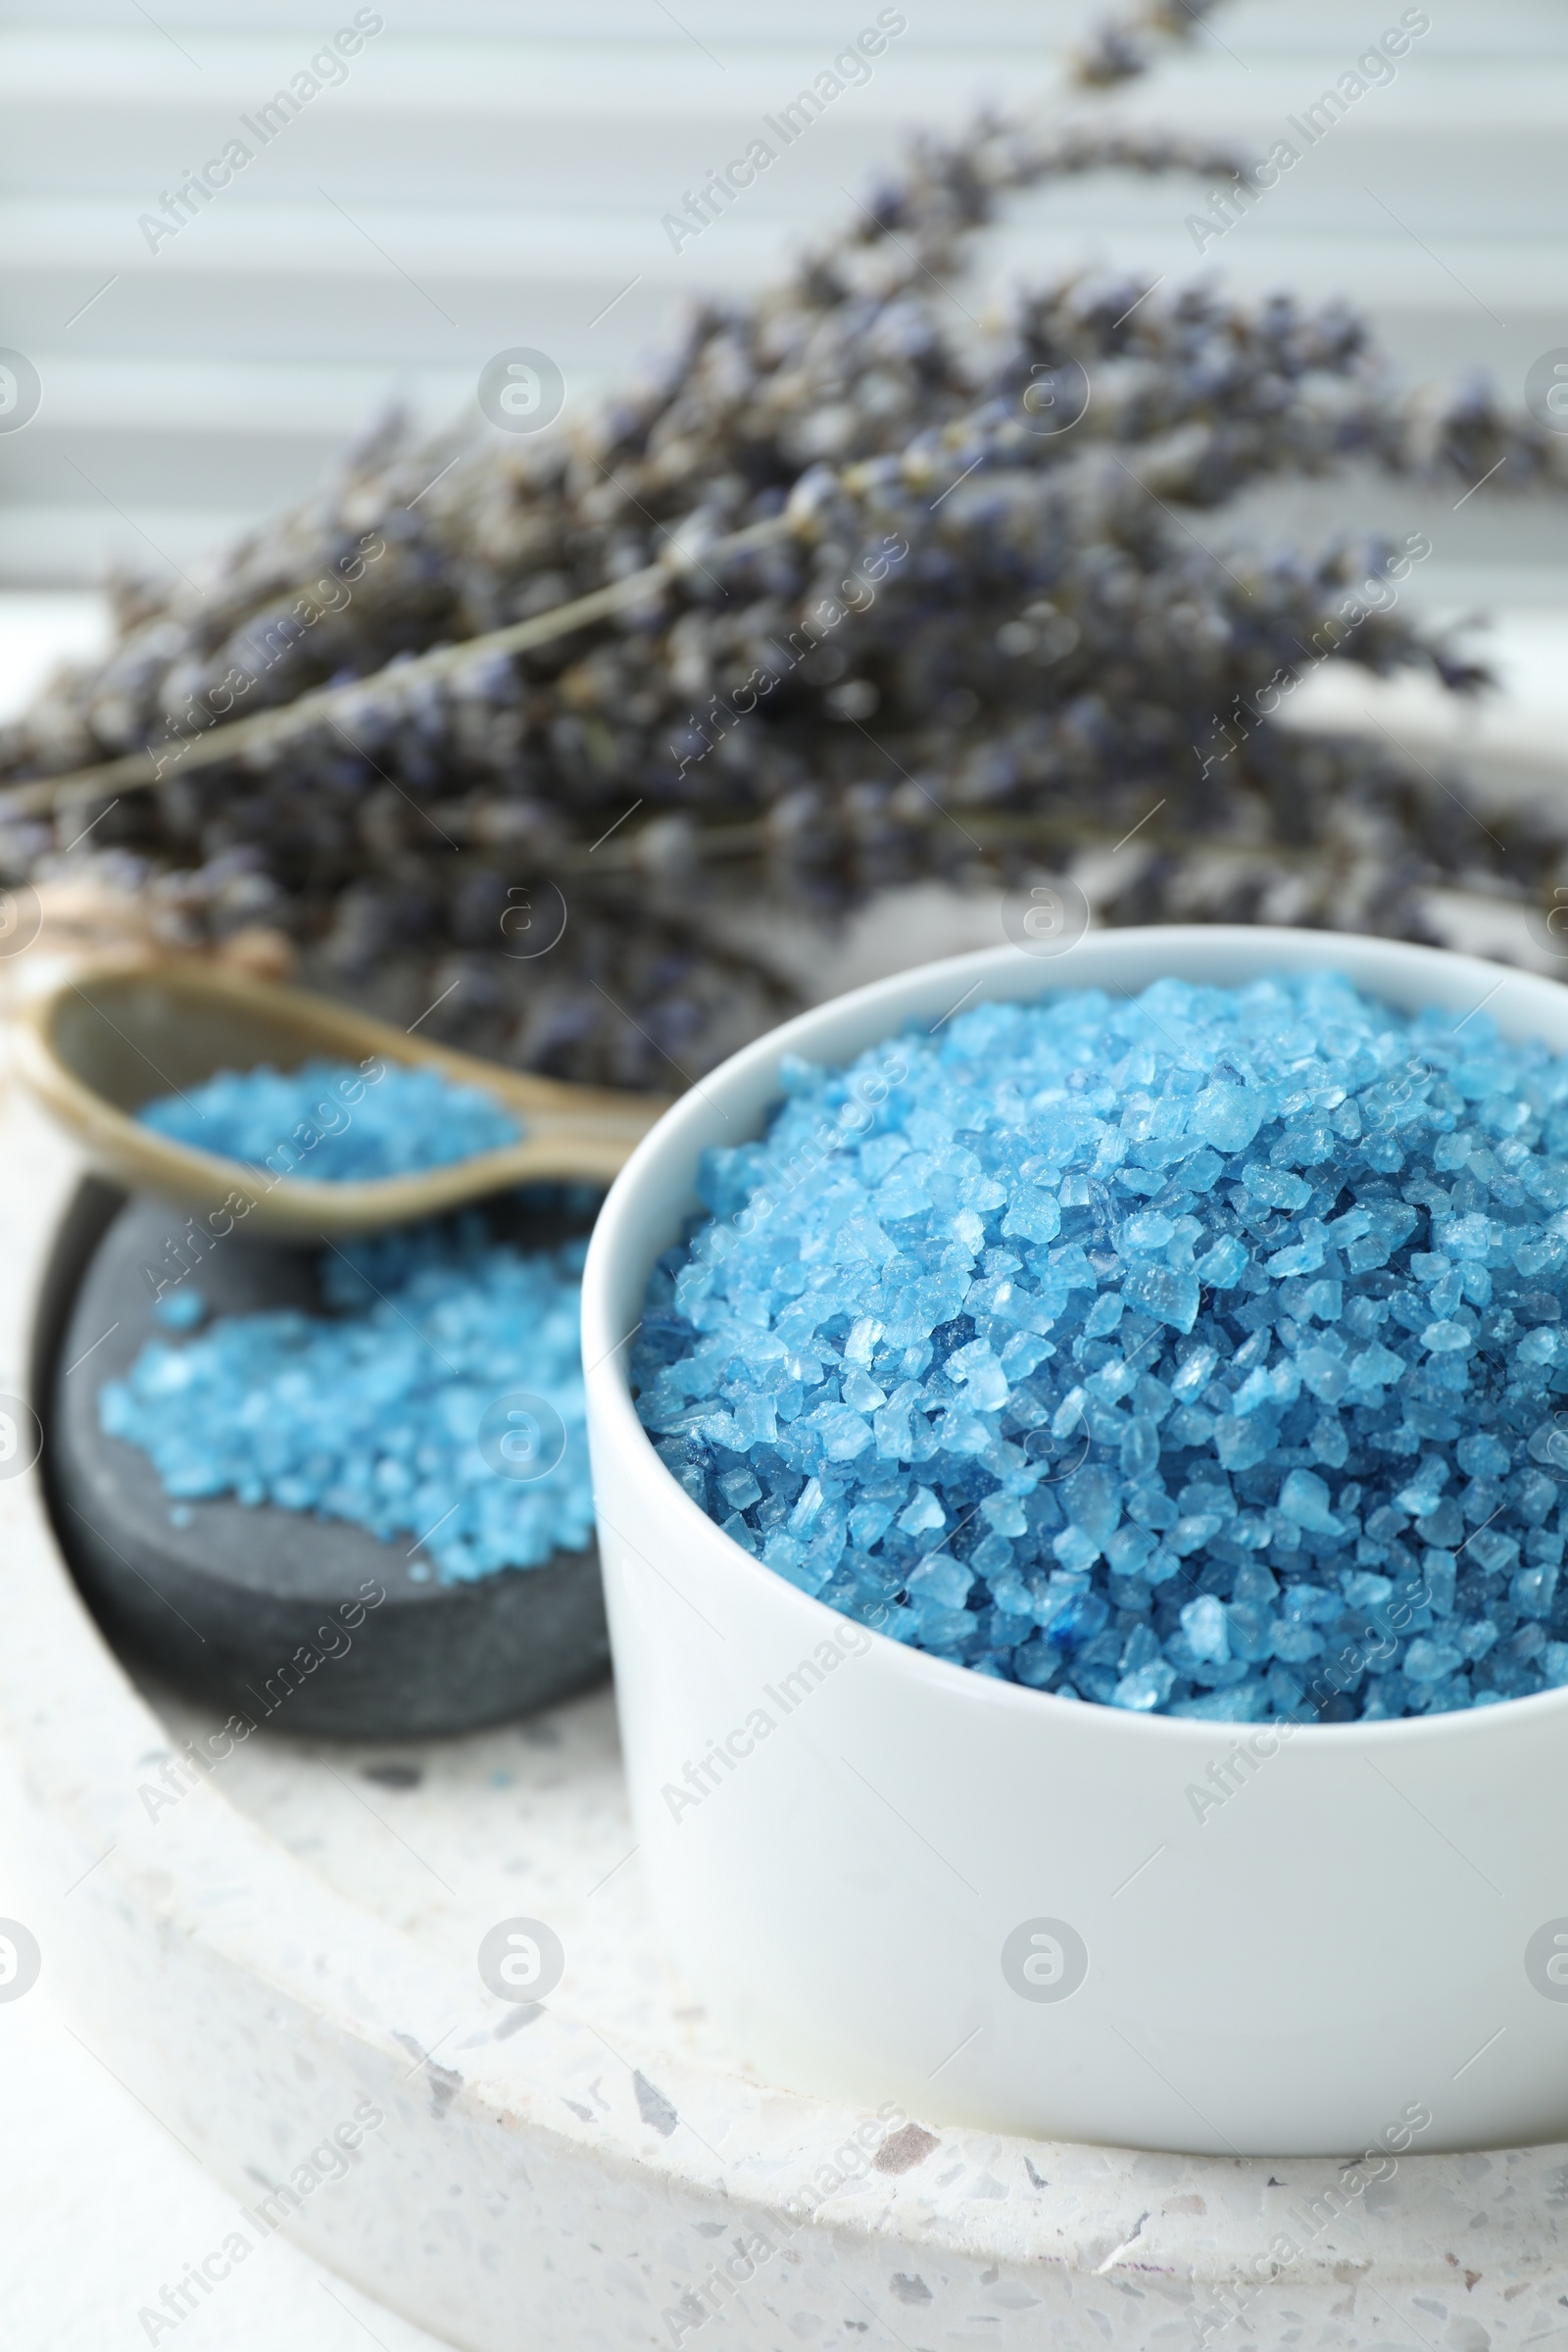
[
  {"left": 632, "top": 971, "right": 1568, "bottom": 1723},
  {"left": 101, "top": 1217, "right": 592, "bottom": 1581},
  {"left": 153, "top": 1284, "right": 206, "bottom": 1332},
  {"left": 138, "top": 1056, "right": 519, "bottom": 1180}
]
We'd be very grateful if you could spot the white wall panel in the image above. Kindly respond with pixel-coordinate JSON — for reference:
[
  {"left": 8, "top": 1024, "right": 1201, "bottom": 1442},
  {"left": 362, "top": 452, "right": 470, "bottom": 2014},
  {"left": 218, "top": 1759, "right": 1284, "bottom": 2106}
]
[{"left": 0, "top": 1, "right": 1562, "bottom": 596}]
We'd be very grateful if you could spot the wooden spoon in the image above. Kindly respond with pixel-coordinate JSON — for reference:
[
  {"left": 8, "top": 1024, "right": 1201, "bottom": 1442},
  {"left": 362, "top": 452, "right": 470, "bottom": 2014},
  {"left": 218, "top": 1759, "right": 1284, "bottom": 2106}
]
[{"left": 14, "top": 957, "right": 669, "bottom": 1239}]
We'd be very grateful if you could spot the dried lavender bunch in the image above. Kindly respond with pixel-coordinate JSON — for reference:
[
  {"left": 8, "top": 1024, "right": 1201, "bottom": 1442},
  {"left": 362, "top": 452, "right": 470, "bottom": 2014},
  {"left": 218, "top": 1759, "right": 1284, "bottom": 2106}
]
[
  {"left": 1072, "top": 0, "right": 1233, "bottom": 86},
  {"left": 11, "top": 109, "right": 1552, "bottom": 792},
  {"left": 1, "top": 118, "right": 1273, "bottom": 779},
  {"left": 2, "top": 95, "right": 1561, "bottom": 1086}
]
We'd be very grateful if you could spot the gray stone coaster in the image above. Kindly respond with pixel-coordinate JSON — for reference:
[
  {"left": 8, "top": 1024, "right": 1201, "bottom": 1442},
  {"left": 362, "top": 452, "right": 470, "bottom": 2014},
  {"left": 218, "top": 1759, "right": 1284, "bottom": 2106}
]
[{"left": 47, "top": 1195, "right": 609, "bottom": 1739}]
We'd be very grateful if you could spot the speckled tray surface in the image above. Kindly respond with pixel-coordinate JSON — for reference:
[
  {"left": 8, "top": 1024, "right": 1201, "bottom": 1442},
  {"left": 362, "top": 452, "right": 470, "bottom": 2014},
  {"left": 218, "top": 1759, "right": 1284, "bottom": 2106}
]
[{"left": 5, "top": 1065, "right": 1568, "bottom": 2352}]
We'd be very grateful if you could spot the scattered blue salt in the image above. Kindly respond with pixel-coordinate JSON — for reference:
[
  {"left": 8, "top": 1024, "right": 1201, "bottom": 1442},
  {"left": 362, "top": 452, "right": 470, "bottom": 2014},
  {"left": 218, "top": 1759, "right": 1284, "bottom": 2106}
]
[
  {"left": 102, "top": 1217, "right": 591, "bottom": 1582},
  {"left": 153, "top": 1285, "right": 206, "bottom": 1331},
  {"left": 138, "top": 1057, "right": 519, "bottom": 1181},
  {"left": 632, "top": 971, "right": 1568, "bottom": 1723}
]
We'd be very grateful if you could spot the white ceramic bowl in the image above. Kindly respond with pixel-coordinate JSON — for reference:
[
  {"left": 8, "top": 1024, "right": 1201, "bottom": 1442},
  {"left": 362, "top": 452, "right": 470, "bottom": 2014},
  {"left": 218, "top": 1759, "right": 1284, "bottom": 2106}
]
[{"left": 582, "top": 926, "right": 1568, "bottom": 2157}]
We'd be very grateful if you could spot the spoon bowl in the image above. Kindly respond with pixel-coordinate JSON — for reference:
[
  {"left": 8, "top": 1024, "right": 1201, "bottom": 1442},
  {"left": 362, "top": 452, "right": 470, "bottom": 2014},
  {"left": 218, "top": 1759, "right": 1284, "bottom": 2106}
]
[{"left": 15, "top": 958, "right": 668, "bottom": 1238}]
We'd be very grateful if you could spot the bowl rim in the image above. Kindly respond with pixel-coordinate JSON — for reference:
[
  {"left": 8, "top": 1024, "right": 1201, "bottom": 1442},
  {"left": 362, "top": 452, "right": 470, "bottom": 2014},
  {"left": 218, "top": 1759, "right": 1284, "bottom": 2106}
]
[{"left": 581, "top": 924, "right": 1568, "bottom": 1750}]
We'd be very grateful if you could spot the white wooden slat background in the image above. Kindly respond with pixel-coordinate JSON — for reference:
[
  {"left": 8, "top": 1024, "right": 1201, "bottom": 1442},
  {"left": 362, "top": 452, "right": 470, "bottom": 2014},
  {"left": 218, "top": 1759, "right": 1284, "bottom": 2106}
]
[{"left": 0, "top": 0, "right": 1564, "bottom": 601}]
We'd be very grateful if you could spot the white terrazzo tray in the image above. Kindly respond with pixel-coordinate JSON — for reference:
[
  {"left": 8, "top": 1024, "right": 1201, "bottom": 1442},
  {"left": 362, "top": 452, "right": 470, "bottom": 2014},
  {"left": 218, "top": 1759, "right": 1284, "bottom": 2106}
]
[{"left": 5, "top": 1080, "right": 1568, "bottom": 2352}]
